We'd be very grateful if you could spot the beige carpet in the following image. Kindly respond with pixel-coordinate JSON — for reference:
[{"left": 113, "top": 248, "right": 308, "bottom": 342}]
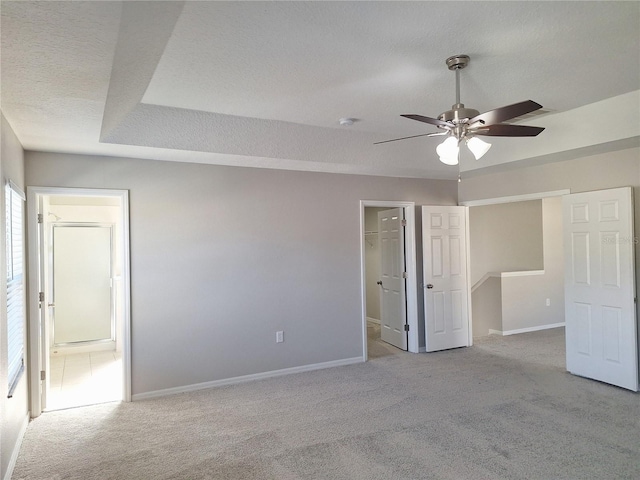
[
  {"left": 366, "top": 320, "right": 402, "bottom": 359},
  {"left": 12, "top": 328, "right": 640, "bottom": 479}
]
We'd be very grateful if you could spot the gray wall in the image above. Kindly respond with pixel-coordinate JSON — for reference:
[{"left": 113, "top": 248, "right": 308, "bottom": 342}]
[
  {"left": 459, "top": 147, "right": 640, "bottom": 203},
  {"left": 469, "top": 200, "right": 544, "bottom": 286},
  {"left": 1, "top": 114, "right": 27, "bottom": 480},
  {"left": 471, "top": 277, "right": 502, "bottom": 337},
  {"left": 500, "top": 197, "right": 565, "bottom": 331},
  {"left": 25, "top": 152, "right": 457, "bottom": 395},
  {"left": 469, "top": 198, "right": 563, "bottom": 335}
]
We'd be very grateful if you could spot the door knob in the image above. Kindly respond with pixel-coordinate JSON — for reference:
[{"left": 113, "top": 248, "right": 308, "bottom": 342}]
[
  {"left": 377, "top": 281, "right": 383, "bottom": 286},
  {"left": 426, "top": 284, "right": 434, "bottom": 289}
]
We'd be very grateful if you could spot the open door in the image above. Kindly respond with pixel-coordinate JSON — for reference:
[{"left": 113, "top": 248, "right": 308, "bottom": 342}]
[
  {"left": 422, "top": 206, "right": 471, "bottom": 352},
  {"left": 378, "top": 208, "right": 408, "bottom": 350},
  {"left": 563, "top": 187, "right": 638, "bottom": 391}
]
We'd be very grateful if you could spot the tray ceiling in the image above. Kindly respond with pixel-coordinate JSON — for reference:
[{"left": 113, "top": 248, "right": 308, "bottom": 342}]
[{"left": 2, "top": 1, "right": 639, "bottom": 179}]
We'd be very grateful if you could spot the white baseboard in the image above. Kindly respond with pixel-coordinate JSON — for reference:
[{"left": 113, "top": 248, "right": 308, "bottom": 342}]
[
  {"left": 132, "top": 356, "right": 363, "bottom": 401},
  {"left": 4, "top": 413, "right": 29, "bottom": 480},
  {"left": 366, "top": 317, "right": 381, "bottom": 325},
  {"left": 490, "top": 322, "right": 565, "bottom": 336},
  {"left": 418, "top": 346, "right": 427, "bottom": 353}
]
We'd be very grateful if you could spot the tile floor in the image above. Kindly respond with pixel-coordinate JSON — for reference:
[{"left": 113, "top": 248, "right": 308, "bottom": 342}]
[{"left": 47, "top": 350, "right": 122, "bottom": 410}]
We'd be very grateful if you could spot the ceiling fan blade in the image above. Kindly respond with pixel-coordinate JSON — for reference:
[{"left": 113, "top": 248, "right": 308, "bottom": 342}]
[
  {"left": 401, "top": 114, "right": 452, "bottom": 128},
  {"left": 374, "top": 131, "right": 447, "bottom": 145},
  {"left": 471, "top": 124, "right": 544, "bottom": 137},
  {"left": 468, "top": 100, "right": 543, "bottom": 126}
]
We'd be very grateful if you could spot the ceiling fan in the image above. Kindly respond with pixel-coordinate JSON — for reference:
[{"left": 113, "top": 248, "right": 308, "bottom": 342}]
[{"left": 375, "top": 54, "right": 545, "bottom": 165}]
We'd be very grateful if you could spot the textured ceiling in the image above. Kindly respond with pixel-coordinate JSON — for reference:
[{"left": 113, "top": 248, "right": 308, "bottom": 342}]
[{"left": 1, "top": 1, "right": 639, "bottom": 179}]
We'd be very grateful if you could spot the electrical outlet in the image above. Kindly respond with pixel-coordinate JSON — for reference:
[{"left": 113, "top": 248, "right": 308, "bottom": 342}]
[
  {"left": 546, "top": 298, "right": 551, "bottom": 307},
  {"left": 276, "top": 331, "right": 284, "bottom": 343}
]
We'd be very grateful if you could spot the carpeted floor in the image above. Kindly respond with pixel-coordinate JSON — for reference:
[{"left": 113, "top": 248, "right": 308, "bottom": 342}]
[
  {"left": 366, "top": 321, "right": 402, "bottom": 359},
  {"left": 12, "top": 328, "right": 640, "bottom": 479}
]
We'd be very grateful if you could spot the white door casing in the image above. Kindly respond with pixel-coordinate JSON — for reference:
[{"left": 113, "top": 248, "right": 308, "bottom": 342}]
[
  {"left": 563, "top": 187, "right": 638, "bottom": 391},
  {"left": 378, "top": 208, "right": 408, "bottom": 350},
  {"left": 423, "top": 206, "right": 471, "bottom": 352},
  {"left": 37, "top": 195, "right": 48, "bottom": 409}
]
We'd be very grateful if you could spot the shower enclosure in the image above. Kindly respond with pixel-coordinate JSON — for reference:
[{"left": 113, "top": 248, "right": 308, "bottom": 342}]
[{"left": 50, "top": 223, "right": 115, "bottom": 346}]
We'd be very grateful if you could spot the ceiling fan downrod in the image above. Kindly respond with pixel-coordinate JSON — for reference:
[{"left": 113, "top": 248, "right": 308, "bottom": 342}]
[
  {"left": 439, "top": 55, "right": 480, "bottom": 129},
  {"left": 446, "top": 54, "right": 469, "bottom": 106}
]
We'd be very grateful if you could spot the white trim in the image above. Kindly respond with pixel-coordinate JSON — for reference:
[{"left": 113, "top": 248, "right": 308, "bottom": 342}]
[
  {"left": 472, "top": 270, "right": 546, "bottom": 292},
  {"left": 460, "top": 189, "right": 570, "bottom": 207},
  {"left": 366, "top": 316, "right": 381, "bottom": 325},
  {"left": 27, "top": 186, "right": 132, "bottom": 418},
  {"left": 359, "top": 201, "right": 420, "bottom": 358},
  {"left": 3, "top": 413, "right": 29, "bottom": 480},
  {"left": 465, "top": 207, "right": 473, "bottom": 347},
  {"left": 489, "top": 323, "right": 566, "bottom": 336},
  {"left": 501, "top": 270, "right": 545, "bottom": 277},
  {"left": 132, "top": 356, "right": 363, "bottom": 401},
  {"left": 418, "top": 346, "right": 427, "bottom": 353}
]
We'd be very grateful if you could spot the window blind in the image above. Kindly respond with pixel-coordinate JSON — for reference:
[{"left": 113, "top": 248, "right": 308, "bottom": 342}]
[{"left": 6, "top": 180, "right": 25, "bottom": 398}]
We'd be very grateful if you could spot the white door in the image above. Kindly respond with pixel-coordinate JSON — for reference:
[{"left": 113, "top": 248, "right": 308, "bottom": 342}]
[
  {"left": 52, "top": 225, "right": 113, "bottom": 345},
  {"left": 378, "top": 208, "right": 407, "bottom": 350},
  {"left": 563, "top": 187, "right": 638, "bottom": 391},
  {"left": 422, "top": 206, "right": 470, "bottom": 352}
]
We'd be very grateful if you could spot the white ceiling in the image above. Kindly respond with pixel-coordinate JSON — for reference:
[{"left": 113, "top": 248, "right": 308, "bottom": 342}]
[{"left": 2, "top": 1, "right": 639, "bottom": 179}]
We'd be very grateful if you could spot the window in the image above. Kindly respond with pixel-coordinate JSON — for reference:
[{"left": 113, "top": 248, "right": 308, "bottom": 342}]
[{"left": 6, "top": 180, "right": 25, "bottom": 398}]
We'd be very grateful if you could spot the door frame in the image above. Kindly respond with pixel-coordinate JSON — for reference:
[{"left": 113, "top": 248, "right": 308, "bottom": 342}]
[
  {"left": 27, "top": 186, "right": 132, "bottom": 417},
  {"left": 360, "top": 201, "right": 419, "bottom": 359}
]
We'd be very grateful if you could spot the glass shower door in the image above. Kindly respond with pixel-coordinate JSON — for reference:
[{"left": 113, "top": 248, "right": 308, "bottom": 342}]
[{"left": 51, "top": 224, "right": 114, "bottom": 345}]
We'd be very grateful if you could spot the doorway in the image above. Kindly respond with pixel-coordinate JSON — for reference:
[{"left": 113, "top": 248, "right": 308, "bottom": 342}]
[
  {"left": 364, "top": 207, "right": 406, "bottom": 359},
  {"left": 27, "top": 188, "right": 132, "bottom": 416},
  {"left": 465, "top": 192, "right": 566, "bottom": 370},
  {"left": 360, "top": 201, "right": 419, "bottom": 360}
]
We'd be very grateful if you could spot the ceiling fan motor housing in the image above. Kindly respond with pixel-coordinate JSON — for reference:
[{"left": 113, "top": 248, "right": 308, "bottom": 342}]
[{"left": 438, "top": 104, "right": 480, "bottom": 124}]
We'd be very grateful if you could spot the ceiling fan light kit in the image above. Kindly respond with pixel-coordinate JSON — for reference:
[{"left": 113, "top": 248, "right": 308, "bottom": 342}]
[{"left": 375, "top": 54, "right": 545, "bottom": 167}]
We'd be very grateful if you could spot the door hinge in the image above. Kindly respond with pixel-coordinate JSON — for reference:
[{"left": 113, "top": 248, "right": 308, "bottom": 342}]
[
  {"left": 401, "top": 219, "right": 407, "bottom": 227},
  {"left": 37, "top": 213, "right": 43, "bottom": 224},
  {"left": 39, "top": 292, "right": 45, "bottom": 302},
  {"left": 404, "top": 324, "right": 410, "bottom": 332},
  {"left": 40, "top": 370, "right": 46, "bottom": 381},
  {"left": 402, "top": 272, "right": 408, "bottom": 279}
]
